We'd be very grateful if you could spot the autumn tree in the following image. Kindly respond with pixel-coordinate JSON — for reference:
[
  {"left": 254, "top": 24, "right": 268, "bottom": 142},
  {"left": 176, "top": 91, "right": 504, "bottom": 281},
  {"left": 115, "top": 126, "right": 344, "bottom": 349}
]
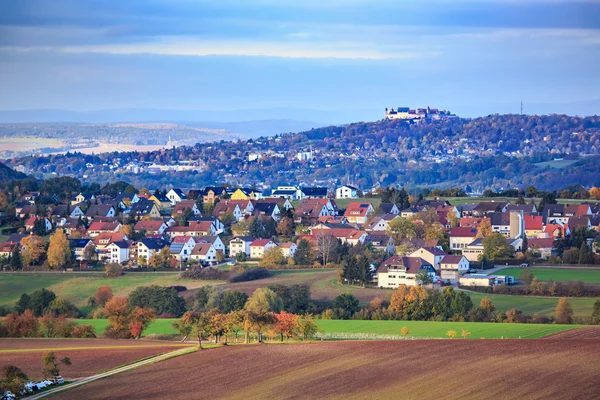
[
  {"left": 446, "top": 330, "right": 457, "bottom": 339},
  {"left": 94, "top": 286, "right": 113, "bottom": 307},
  {"left": 273, "top": 311, "right": 299, "bottom": 341},
  {"left": 591, "top": 300, "right": 600, "bottom": 325},
  {"left": 42, "top": 351, "right": 72, "bottom": 378},
  {"left": 0, "top": 365, "right": 29, "bottom": 397},
  {"left": 400, "top": 326, "right": 410, "bottom": 336},
  {"left": 105, "top": 263, "right": 123, "bottom": 277},
  {"left": 104, "top": 296, "right": 131, "bottom": 338},
  {"left": 296, "top": 314, "right": 318, "bottom": 340},
  {"left": 130, "top": 307, "right": 157, "bottom": 339},
  {"left": 276, "top": 217, "right": 294, "bottom": 237},
  {"left": 260, "top": 246, "right": 285, "bottom": 268},
  {"left": 148, "top": 247, "right": 172, "bottom": 269},
  {"left": 555, "top": 297, "right": 573, "bottom": 324},
  {"left": 20, "top": 235, "right": 47, "bottom": 266},
  {"left": 387, "top": 217, "right": 417, "bottom": 243},
  {"left": 178, "top": 311, "right": 213, "bottom": 348},
  {"left": 482, "top": 233, "right": 513, "bottom": 261},
  {"left": 4, "top": 310, "right": 39, "bottom": 337},
  {"left": 47, "top": 230, "right": 71, "bottom": 270},
  {"left": 479, "top": 296, "right": 496, "bottom": 314},
  {"left": 476, "top": 219, "right": 493, "bottom": 238},
  {"left": 460, "top": 329, "right": 471, "bottom": 339},
  {"left": 590, "top": 187, "right": 600, "bottom": 200},
  {"left": 245, "top": 288, "right": 283, "bottom": 314}
]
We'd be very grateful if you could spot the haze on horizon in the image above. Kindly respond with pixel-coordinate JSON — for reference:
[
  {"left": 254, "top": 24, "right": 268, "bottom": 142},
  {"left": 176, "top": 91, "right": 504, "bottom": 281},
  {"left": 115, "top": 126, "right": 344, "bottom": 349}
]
[{"left": 1, "top": 0, "right": 599, "bottom": 123}]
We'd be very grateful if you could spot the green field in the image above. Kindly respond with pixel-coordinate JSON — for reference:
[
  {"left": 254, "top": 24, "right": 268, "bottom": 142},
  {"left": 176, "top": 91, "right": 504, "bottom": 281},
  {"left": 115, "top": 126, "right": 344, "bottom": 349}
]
[
  {"left": 495, "top": 268, "right": 600, "bottom": 283},
  {"left": 315, "top": 319, "right": 579, "bottom": 339},
  {"left": 534, "top": 159, "right": 578, "bottom": 169},
  {"left": 439, "top": 196, "right": 598, "bottom": 206},
  {"left": 0, "top": 273, "right": 219, "bottom": 312},
  {"left": 75, "top": 318, "right": 580, "bottom": 339},
  {"left": 468, "top": 292, "right": 597, "bottom": 317}
]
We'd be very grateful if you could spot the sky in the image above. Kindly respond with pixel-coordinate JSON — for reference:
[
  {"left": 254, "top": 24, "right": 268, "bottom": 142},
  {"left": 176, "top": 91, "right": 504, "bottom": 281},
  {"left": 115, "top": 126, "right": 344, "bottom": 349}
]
[{"left": 1, "top": 0, "right": 599, "bottom": 121}]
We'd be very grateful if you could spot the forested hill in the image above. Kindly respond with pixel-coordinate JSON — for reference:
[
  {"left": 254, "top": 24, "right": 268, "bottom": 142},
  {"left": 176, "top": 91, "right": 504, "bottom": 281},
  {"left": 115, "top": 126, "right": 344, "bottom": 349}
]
[
  {"left": 0, "top": 162, "right": 27, "bottom": 182},
  {"left": 8, "top": 114, "right": 600, "bottom": 191}
]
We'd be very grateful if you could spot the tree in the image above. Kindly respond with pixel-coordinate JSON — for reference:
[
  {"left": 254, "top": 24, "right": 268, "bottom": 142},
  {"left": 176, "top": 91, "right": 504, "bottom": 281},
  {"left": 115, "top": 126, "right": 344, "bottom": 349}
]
[
  {"left": 400, "top": 326, "right": 410, "bottom": 336},
  {"left": 94, "top": 286, "right": 113, "bottom": 307},
  {"left": 178, "top": 311, "right": 213, "bottom": 348},
  {"left": 578, "top": 242, "right": 593, "bottom": 265},
  {"left": 220, "top": 211, "right": 235, "bottom": 227},
  {"left": 47, "top": 230, "right": 71, "bottom": 270},
  {"left": 104, "top": 296, "right": 131, "bottom": 338},
  {"left": 415, "top": 269, "right": 434, "bottom": 286},
  {"left": 245, "top": 288, "right": 283, "bottom": 313},
  {"left": 148, "top": 247, "right": 172, "bottom": 269},
  {"left": 4, "top": 310, "right": 39, "bottom": 337},
  {"left": 269, "top": 284, "right": 311, "bottom": 314},
  {"left": 460, "top": 329, "right": 471, "bottom": 339},
  {"left": 479, "top": 296, "right": 495, "bottom": 314},
  {"left": 0, "top": 365, "right": 29, "bottom": 397},
  {"left": 248, "top": 217, "right": 264, "bottom": 238},
  {"left": 519, "top": 269, "right": 534, "bottom": 285},
  {"left": 276, "top": 217, "right": 294, "bottom": 237},
  {"left": 105, "top": 263, "right": 123, "bottom": 277},
  {"left": 446, "top": 330, "right": 457, "bottom": 339},
  {"left": 315, "top": 230, "right": 339, "bottom": 265},
  {"left": 128, "top": 286, "right": 186, "bottom": 317},
  {"left": 293, "top": 239, "right": 314, "bottom": 265},
  {"left": 39, "top": 315, "right": 76, "bottom": 338},
  {"left": 130, "top": 307, "right": 157, "bottom": 339},
  {"left": 9, "top": 246, "right": 22, "bottom": 270},
  {"left": 387, "top": 217, "right": 416, "bottom": 243},
  {"left": 482, "top": 233, "right": 514, "bottom": 261},
  {"left": 332, "top": 293, "right": 359, "bottom": 319},
  {"left": 32, "top": 218, "right": 48, "bottom": 236},
  {"left": 425, "top": 222, "right": 448, "bottom": 250},
  {"left": 273, "top": 311, "right": 299, "bottom": 341},
  {"left": 476, "top": 219, "right": 493, "bottom": 238},
  {"left": 590, "top": 186, "right": 600, "bottom": 200},
  {"left": 221, "top": 290, "right": 249, "bottom": 313},
  {"left": 555, "top": 297, "right": 573, "bottom": 324},
  {"left": 19, "top": 288, "right": 56, "bottom": 317},
  {"left": 591, "top": 299, "right": 600, "bottom": 325},
  {"left": 42, "top": 351, "right": 72, "bottom": 378},
  {"left": 296, "top": 314, "right": 318, "bottom": 340},
  {"left": 389, "top": 285, "right": 410, "bottom": 316},
  {"left": 260, "top": 247, "right": 285, "bottom": 268},
  {"left": 20, "top": 235, "right": 46, "bottom": 266},
  {"left": 215, "top": 250, "right": 226, "bottom": 264}
]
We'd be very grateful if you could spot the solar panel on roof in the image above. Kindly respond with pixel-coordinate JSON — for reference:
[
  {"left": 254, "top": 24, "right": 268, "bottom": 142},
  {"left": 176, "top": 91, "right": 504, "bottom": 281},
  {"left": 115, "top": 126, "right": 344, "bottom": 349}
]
[{"left": 359, "top": 204, "right": 369, "bottom": 208}]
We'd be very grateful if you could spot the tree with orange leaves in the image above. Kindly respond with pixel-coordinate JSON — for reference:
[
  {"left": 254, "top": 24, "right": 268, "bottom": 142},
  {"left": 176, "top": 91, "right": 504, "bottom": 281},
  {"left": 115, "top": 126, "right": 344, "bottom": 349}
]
[
  {"left": 130, "top": 307, "right": 156, "bottom": 339},
  {"left": 590, "top": 187, "right": 600, "bottom": 200},
  {"left": 104, "top": 296, "right": 131, "bottom": 338},
  {"left": 273, "top": 311, "right": 299, "bottom": 341}
]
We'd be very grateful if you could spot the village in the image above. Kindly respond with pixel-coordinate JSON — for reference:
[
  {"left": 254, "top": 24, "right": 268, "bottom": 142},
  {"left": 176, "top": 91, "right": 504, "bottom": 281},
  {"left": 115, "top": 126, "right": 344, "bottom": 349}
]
[{"left": 2, "top": 182, "right": 599, "bottom": 291}]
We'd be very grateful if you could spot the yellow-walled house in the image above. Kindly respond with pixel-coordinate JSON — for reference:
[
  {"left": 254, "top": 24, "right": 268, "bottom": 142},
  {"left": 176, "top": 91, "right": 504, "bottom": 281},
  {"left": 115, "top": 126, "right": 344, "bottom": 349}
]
[
  {"left": 149, "top": 194, "right": 172, "bottom": 210},
  {"left": 231, "top": 188, "right": 263, "bottom": 200}
]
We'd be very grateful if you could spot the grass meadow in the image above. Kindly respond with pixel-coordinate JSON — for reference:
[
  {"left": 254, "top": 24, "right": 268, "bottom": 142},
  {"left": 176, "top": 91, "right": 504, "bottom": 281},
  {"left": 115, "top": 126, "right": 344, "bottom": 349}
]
[{"left": 493, "top": 268, "right": 600, "bottom": 284}]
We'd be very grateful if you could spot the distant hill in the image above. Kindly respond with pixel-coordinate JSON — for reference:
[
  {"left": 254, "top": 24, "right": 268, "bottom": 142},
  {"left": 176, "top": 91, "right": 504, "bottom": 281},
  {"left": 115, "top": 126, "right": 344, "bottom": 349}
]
[
  {"left": 0, "top": 162, "right": 27, "bottom": 182},
  {"left": 9, "top": 113, "right": 600, "bottom": 191}
]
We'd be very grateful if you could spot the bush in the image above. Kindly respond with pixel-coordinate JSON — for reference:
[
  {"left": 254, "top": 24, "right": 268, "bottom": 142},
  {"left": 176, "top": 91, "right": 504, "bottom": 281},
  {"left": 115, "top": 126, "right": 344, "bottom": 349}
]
[
  {"left": 73, "top": 324, "right": 97, "bottom": 338},
  {"left": 105, "top": 263, "right": 123, "bottom": 277},
  {"left": 128, "top": 286, "right": 186, "bottom": 317},
  {"left": 168, "top": 285, "right": 188, "bottom": 292},
  {"left": 228, "top": 267, "right": 271, "bottom": 283},
  {"left": 180, "top": 267, "right": 230, "bottom": 280}
]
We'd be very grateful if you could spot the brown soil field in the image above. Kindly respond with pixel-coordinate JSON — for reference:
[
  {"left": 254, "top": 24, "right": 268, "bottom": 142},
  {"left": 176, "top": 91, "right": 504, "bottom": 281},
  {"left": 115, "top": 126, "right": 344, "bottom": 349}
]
[
  {"left": 0, "top": 339, "right": 192, "bottom": 379},
  {"left": 54, "top": 340, "right": 600, "bottom": 400},
  {"left": 543, "top": 326, "right": 600, "bottom": 339}
]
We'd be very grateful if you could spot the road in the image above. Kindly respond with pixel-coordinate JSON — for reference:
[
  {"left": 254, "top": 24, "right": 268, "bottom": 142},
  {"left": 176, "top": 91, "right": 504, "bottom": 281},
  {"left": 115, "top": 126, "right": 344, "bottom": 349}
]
[{"left": 24, "top": 347, "right": 195, "bottom": 399}]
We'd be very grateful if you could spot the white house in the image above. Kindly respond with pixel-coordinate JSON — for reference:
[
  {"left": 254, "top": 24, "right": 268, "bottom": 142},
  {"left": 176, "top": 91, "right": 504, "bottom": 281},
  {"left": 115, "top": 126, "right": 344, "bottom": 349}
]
[
  {"left": 166, "top": 188, "right": 188, "bottom": 205},
  {"left": 439, "top": 255, "right": 470, "bottom": 282},
  {"left": 409, "top": 247, "right": 446, "bottom": 271},
  {"left": 279, "top": 242, "right": 297, "bottom": 258},
  {"left": 250, "top": 239, "right": 278, "bottom": 259},
  {"left": 376, "top": 256, "right": 436, "bottom": 288},
  {"left": 229, "top": 236, "right": 254, "bottom": 258},
  {"left": 336, "top": 185, "right": 359, "bottom": 199},
  {"left": 107, "top": 241, "right": 130, "bottom": 264},
  {"left": 190, "top": 242, "right": 218, "bottom": 265},
  {"left": 169, "top": 236, "right": 198, "bottom": 262}
]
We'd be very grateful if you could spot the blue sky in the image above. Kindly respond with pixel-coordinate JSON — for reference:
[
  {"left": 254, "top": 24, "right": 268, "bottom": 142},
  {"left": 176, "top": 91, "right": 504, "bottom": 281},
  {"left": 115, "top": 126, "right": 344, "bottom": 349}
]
[{"left": 1, "top": 0, "right": 599, "bottom": 120}]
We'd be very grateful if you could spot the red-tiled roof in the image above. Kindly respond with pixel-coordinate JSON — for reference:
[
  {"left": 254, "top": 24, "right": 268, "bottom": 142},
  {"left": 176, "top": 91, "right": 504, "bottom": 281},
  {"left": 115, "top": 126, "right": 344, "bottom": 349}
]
[
  {"left": 524, "top": 215, "right": 543, "bottom": 230},
  {"left": 250, "top": 239, "right": 273, "bottom": 247},
  {"left": 528, "top": 238, "right": 556, "bottom": 249},
  {"left": 449, "top": 227, "right": 477, "bottom": 237}
]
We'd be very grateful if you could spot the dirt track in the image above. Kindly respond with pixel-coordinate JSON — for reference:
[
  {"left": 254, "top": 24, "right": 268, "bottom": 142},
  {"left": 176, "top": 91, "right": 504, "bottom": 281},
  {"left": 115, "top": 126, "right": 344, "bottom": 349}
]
[
  {"left": 53, "top": 340, "right": 600, "bottom": 400},
  {"left": 543, "top": 326, "right": 600, "bottom": 339}
]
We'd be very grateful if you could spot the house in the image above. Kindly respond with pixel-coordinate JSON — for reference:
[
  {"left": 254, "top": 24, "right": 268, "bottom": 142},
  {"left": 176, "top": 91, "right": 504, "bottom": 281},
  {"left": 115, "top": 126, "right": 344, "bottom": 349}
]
[
  {"left": 379, "top": 203, "right": 400, "bottom": 215},
  {"left": 252, "top": 202, "right": 280, "bottom": 221},
  {"left": 149, "top": 194, "right": 172, "bottom": 210},
  {"left": 439, "top": 255, "right": 470, "bottom": 282},
  {"left": 301, "top": 187, "right": 328, "bottom": 199},
  {"left": 70, "top": 193, "right": 94, "bottom": 206},
  {"left": 132, "top": 193, "right": 150, "bottom": 203},
  {"left": 489, "top": 212, "right": 511, "bottom": 237},
  {"left": 136, "top": 238, "right": 167, "bottom": 263},
  {"left": 195, "top": 236, "right": 226, "bottom": 253},
  {"left": 294, "top": 198, "right": 337, "bottom": 225},
  {"left": 106, "top": 240, "right": 131, "bottom": 264},
  {"left": 567, "top": 216, "right": 592, "bottom": 232},
  {"left": 0, "top": 242, "right": 18, "bottom": 259},
  {"left": 212, "top": 201, "right": 243, "bottom": 221},
  {"left": 231, "top": 188, "right": 263, "bottom": 200},
  {"left": 365, "top": 233, "right": 395, "bottom": 255},
  {"left": 528, "top": 238, "right": 556, "bottom": 259},
  {"left": 129, "top": 199, "right": 161, "bottom": 219},
  {"left": 249, "top": 239, "right": 278, "bottom": 259},
  {"left": 134, "top": 219, "right": 168, "bottom": 235},
  {"left": 524, "top": 216, "right": 545, "bottom": 238},
  {"left": 544, "top": 223, "right": 570, "bottom": 238},
  {"left": 471, "top": 202, "right": 509, "bottom": 217},
  {"left": 364, "top": 214, "right": 398, "bottom": 231},
  {"left": 409, "top": 247, "right": 447, "bottom": 271},
  {"left": 114, "top": 193, "right": 135, "bottom": 207},
  {"left": 376, "top": 256, "right": 436, "bottom": 288},
  {"left": 343, "top": 202, "right": 374, "bottom": 225},
  {"left": 51, "top": 205, "right": 84, "bottom": 219},
  {"left": 166, "top": 189, "right": 188, "bottom": 205},
  {"left": 171, "top": 201, "right": 201, "bottom": 218},
  {"left": 459, "top": 217, "right": 488, "bottom": 228},
  {"left": 279, "top": 242, "right": 297, "bottom": 258},
  {"left": 190, "top": 217, "right": 224, "bottom": 234},
  {"left": 270, "top": 185, "right": 302, "bottom": 200},
  {"left": 93, "top": 232, "right": 127, "bottom": 248},
  {"left": 24, "top": 216, "right": 52, "bottom": 233},
  {"left": 190, "top": 242, "right": 218, "bottom": 265},
  {"left": 229, "top": 236, "right": 255, "bottom": 258},
  {"left": 336, "top": 185, "right": 358, "bottom": 199},
  {"left": 201, "top": 187, "right": 227, "bottom": 204},
  {"left": 459, "top": 274, "right": 497, "bottom": 287},
  {"left": 401, "top": 207, "right": 421, "bottom": 218},
  {"left": 85, "top": 205, "right": 115, "bottom": 218},
  {"left": 163, "top": 221, "right": 217, "bottom": 240},
  {"left": 169, "top": 236, "right": 197, "bottom": 262},
  {"left": 506, "top": 204, "right": 537, "bottom": 214},
  {"left": 462, "top": 238, "right": 484, "bottom": 262},
  {"left": 257, "top": 198, "right": 294, "bottom": 211},
  {"left": 69, "top": 239, "right": 95, "bottom": 261},
  {"left": 87, "top": 220, "right": 121, "bottom": 237},
  {"left": 62, "top": 218, "right": 86, "bottom": 237},
  {"left": 449, "top": 227, "right": 478, "bottom": 250},
  {"left": 316, "top": 215, "right": 348, "bottom": 224},
  {"left": 416, "top": 200, "right": 450, "bottom": 209}
]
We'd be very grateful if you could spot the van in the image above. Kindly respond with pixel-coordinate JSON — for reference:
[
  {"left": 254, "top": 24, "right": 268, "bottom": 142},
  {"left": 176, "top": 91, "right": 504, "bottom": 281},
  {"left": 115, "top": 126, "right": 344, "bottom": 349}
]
[{"left": 520, "top": 263, "right": 529, "bottom": 268}]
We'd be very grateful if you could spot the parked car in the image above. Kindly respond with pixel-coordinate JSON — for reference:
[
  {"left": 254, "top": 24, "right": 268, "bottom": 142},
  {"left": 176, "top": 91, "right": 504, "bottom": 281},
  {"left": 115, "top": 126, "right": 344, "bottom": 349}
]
[{"left": 520, "top": 263, "right": 530, "bottom": 268}]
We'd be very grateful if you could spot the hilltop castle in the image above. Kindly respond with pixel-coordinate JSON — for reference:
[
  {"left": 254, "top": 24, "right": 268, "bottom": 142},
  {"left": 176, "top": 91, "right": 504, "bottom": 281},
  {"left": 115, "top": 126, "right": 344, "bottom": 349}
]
[{"left": 384, "top": 106, "right": 456, "bottom": 121}]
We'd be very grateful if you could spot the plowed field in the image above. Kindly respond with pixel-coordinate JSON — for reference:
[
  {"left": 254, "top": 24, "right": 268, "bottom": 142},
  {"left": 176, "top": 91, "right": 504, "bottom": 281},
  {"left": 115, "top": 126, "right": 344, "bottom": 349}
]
[
  {"left": 0, "top": 338, "right": 192, "bottom": 379},
  {"left": 54, "top": 340, "right": 600, "bottom": 400}
]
